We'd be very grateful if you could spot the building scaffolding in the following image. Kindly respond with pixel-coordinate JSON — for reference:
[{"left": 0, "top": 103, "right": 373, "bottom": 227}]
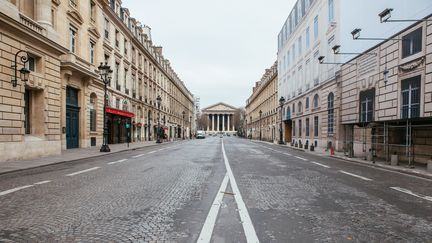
[{"left": 343, "top": 118, "right": 432, "bottom": 167}]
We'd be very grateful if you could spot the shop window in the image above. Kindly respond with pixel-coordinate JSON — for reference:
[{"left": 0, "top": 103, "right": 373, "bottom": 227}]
[
  {"left": 314, "top": 116, "right": 319, "bottom": 137},
  {"left": 24, "top": 89, "right": 44, "bottom": 136}
]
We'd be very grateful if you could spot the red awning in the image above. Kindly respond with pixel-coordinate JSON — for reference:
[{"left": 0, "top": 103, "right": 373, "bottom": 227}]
[{"left": 105, "top": 107, "right": 135, "bottom": 118}]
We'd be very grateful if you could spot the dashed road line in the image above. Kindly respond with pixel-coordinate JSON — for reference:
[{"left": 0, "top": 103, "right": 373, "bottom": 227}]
[
  {"left": 311, "top": 161, "right": 330, "bottom": 168},
  {"left": 197, "top": 173, "right": 229, "bottom": 243},
  {"left": 0, "top": 185, "right": 34, "bottom": 196},
  {"left": 283, "top": 152, "right": 291, "bottom": 156},
  {"left": 33, "top": 180, "right": 51, "bottom": 185},
  {"left": 107, "top": 159, "right": 128, "bottom": 165},
  {"left": 294, "top": 156, "right": 308, "bottom": 161},
  {"left": 222, "top": 140, "right": 259, "bottom": 243},
  {"left": 148, "top": 151, "right": 156, "bottom": 154},
  {"left": 339, "top": 170, "right": 373, "bottom": 181},
  {"left": 390, "top": 187, "right": 432, "bottom": 202},
  {"left": 65, "top": 167, "right": 100, "bottom": 177},
  {"left": 132, "top": 154, "right": 145, "bottom": 158}
]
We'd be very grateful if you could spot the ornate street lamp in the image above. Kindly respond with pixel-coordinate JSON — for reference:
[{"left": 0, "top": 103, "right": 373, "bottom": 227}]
[
  {"left": 278, "top": 96, "right": 285, "bottom": 144},
  {"left": 11, "top": 50, "right": 31, "bottom": 87},
  {"left": 259, "top": 110, "right": 262, "bottom": 141},
  {"left": 98, "top": 62, "right": 113, "bottom": 152},
  {"left": 156, "top": 95, "right": 162, "bottom": 143},
  {"left": 182, "top": 111, "right": 185, "bottom": 140}
]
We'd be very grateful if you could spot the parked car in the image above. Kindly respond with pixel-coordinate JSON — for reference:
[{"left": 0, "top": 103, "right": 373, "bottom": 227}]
[{"left": 196, "top": 130, "right": 206, "bottom": 139}]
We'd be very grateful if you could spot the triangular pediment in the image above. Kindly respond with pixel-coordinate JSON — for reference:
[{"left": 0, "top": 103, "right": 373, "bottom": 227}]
[
  {"left": 202, "top": 102, "right": 237, "bottom": 113},
  {"left": 67, "top": 10, "right": 84, "bottom": 25},
  {"left": 88, "top": 27, "right": 101, "bottom": 39}
]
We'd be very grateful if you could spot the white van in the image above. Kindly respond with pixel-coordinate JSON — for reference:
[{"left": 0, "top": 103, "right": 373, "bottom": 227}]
[{"left": 196, "top": 130, "right": 206, "bottom": 139}]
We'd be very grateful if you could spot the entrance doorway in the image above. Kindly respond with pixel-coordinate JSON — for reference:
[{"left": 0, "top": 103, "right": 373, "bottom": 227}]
[
  {"left": 66, "top": 87, "right": 80, "bottom": 149},
  {"left": 284, "top": 120, "right": 292, "bottom": 144}
]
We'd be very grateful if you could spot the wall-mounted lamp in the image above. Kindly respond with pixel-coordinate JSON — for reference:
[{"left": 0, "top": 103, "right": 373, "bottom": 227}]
[
  {"left": 351, "top": 28, "right": 403, "bottom": 41},
  {"left": 11, "top": 50, "right": 31, "bottom": 87},
  {"left": 318, "top": 56, "right": 356, "bottom": 65},
  {"left": 332, "top": 45, "right": 377, "bottom": 56},
  {"left": 379, "top": 8, "right": 432, "bottom": 23}
]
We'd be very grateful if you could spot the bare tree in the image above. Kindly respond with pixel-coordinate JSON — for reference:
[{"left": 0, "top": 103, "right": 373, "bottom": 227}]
[{"left": 196, "top": 113, "right": 208, "bottom": 130}]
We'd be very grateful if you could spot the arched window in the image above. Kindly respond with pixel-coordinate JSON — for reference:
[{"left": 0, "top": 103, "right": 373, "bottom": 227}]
[
  {"left": 90, "top": 93, "right": 97, "bottom": 132},
  {"left": 286, "top": 106, "right": 291, "bottom": 119},
  {"left": 305, "top": 97, "right": 309, "bottom": 110},
  {"left": 327, "top": 92, "right": 334, "bottom": 134},
  {"left": 313, "top": 94, "right": 319, "bottom": 108}
]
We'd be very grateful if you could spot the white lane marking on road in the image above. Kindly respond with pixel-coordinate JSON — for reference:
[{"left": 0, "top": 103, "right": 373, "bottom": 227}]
[
  {"left": 132, "top": 154, "right": 145, "bottom": 158},
  {"left": 65, "top": 167, "right": 100, "bottom": 177},
  {"left": 390, "top": 187, "right": 432, "bottom": 202},
  {"left": 221, "top": 140, "right": 259, "bottom": 243},
  {"left": 294, "top": 156, "right": 308, "bottom": 161},
  {"left": 311, "top": 161, "right": 330, "bottom": 168},
  {"left": 148, "top": 151, "right": 156, "bottom": 154},
  {"left": 107, "top": 159, "right": 128, "bottom": 165},
  {"left": 197, "top": 173, "right": 230, "bottom": 243},
  {"left": 33, "top": 180, "right": 51, "bottom": 185},
  {"left": 283, "top": 152, "right": 291, "bottom": 156},
  {"left": 158, "top": 148, "right": 164, "bottom": 151},
  {"left": 0, "top": 185, "right": 34, "bottom": 196},
  {"left": 339, "top": 170, "right": 373, "bottom": 181}
]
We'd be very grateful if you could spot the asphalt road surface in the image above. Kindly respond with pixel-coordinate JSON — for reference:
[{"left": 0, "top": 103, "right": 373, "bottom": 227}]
[{"left": 0, "top": 137, "right": 431, "bottom": 242}]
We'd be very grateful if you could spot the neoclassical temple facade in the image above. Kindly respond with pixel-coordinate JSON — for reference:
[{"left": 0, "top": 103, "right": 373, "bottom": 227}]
[{"left": 202, "top": 103, "right": 237, "bottom": 134}]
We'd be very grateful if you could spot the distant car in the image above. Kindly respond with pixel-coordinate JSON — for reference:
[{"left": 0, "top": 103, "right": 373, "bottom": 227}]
[
  {"left": 196, "top": 130, "right": 206, "bottom": 139},
  {"left": 227, "top": 133, "right": 231, "bottom": 136}
]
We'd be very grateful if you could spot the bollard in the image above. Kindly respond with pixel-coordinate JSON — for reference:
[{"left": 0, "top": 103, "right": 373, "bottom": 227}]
[
  {"left": 427, "top": 159, "right": 432, "bottom": 172},
  {"left": 330, "top": 146, "right": 335, "bottom": 156}
]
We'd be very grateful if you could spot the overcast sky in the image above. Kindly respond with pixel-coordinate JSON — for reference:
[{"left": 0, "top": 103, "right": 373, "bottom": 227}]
[{"left": 123, "top": 0, "right": 295, "bottom": 109}]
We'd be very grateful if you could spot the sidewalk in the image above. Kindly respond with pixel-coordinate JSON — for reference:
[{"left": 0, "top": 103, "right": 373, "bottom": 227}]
[
  {"left": 0, "top": 140, "right": 176, "bottom": 175},
  {"left": 253, "top": 139, "right": 432, "bottom": 180}
]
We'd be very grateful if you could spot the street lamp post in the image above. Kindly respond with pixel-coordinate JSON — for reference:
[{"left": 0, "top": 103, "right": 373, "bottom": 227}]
[
  {"left": 156, "top": 95, "right": 162, "bottom": 143},
  {"left": 189, "top": 115, "right": 192, "bottom": 139},
  {"left": 98, "top": 62, "right": 113, "bottom": 152},
  {"left": 182, "top": 111, "right": 185, "bottom": 140},
  {"left": 278, "top": 96, "right": 285, "bottom": 144},
  {"left": 259, "top": 110, "right": 262, "bottom": 141},
  {"left": 11, "top": 50, "right": 30, "bottom": 87}
]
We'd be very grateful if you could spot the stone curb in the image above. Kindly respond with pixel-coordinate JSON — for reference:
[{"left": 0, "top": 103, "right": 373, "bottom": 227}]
[
  {"left": 250, "top": 139, "right": 432, "bottom": 181},
  {"left": 0, "top": 141, "right": 179, "bottom": 176}
]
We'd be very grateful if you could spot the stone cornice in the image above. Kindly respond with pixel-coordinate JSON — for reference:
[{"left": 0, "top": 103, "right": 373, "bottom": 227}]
[{"left": 0, "top": 12, "right": 68, "bottom": 56}]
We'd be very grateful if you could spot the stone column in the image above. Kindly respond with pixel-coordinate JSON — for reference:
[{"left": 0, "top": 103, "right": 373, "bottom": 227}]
[
  {"left": 227, "top": 114, "right": 230, "bottom": 132},
  {"left": 217, "top": 114, "right": 220, "bottom": 132},
  {"left": 211, "top": 114, "right": 214, "bottom": 131},
  {"left": 207, "top": 114, "right": 210, "bottom": 131},
  {"left": 222, "top": 114, "right": 225, "bottom": 131},
  {"left": 232, "top": 114, "right": 235, "bottom": 131},
  {"left": 36, "top": 0, "right": 52, "bottom": 28}
]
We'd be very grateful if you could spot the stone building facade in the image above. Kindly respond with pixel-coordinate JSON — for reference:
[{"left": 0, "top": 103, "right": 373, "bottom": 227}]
[
  {"left": 0, "top": 0, "right": 194, "bottom": 162},
  {"left": 340, "top": 16, "right": 432, "bottom": 164},
  {"left": 245, "top": 62, "right": 279, "bottom": 142},
  {"left": 201, "top": 102, "right": 237, "bottom": 135}
]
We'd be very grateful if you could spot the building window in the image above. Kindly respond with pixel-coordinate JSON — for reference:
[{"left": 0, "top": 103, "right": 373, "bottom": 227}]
[
  {"left": 328, "top": 0, "right": 334, "bottom": 22},
  {"left": 116, "top": 98, "right": 120, "bottom": 109},
  {"left": 69, "top": 25, "right": 77, "bottom": 53},
  {"left": 124, "top": 68, "right": 128, "bottom": 93},
  {"left": 24, "top": 89, "right": 31, "bottom": 134},
  {"left": 90, "top": 94, "right": 97, "bottom": 132},
  {"left": 327, "top": 92, "right": 334, "bottom": 134},
  {"left": 293, "top": 120, "right": 296, "bottom": 136},
  {"left": 124, "top": 40, "right": 128, "bottom": 55},
  {"left": 359, "top": 89, "right": 375, "bottom": 123},
  {"left": 306, "top": 27, "right": 310, "bottom": 49},
  {"left": 401, "top": 76, "right": 421, "bottom": 119},
  {"left": 306, "top": 118, "right": 310, "bottom": 137},
  {"left": 313, "top": 94, "right": 319, "bottom": 108},
  {"left": 90, "top": 41, "right": 95, "bottom": 64},
  {"left": 314, "top": 116, "right": 319, "bottom": 137},
  {"left": 299, "top": 119, "right": 302, "bottom": 137},
  {"left": 115, "top": 30, "right": 120, "bottom": 47},
  {"left": 115, "top": 62, "right": 120, "bottom": 90},
  {"left": 26, "top": 56, "right": 36, "bottom": 72},
  {"left": 402, "top": 27, "right": 422, "bottom": 58},
  {"left": 314, "top": 15, "right": 318, "bottom": 40},
  {"left": 90, "top": 0, "right": 96, "bottom": 21},
  {"left": 298, "top": 36, "right": 302, "bottom": 55},
  {"left": 305, "top": 97, "right": 309, "bottom": 110},
  {"left": 104, "top": 18, "right": 110, "bottom": 39},
  {"left": 298, "top": 102, "right": 302, "bottom": 113}
]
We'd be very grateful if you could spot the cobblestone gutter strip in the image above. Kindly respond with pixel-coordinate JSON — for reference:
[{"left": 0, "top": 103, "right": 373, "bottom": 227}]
[
  {"left": 249, "top": 138, "right": 432, "bottom": 181},
  {"left": 0, "top": 141, "right": 178, "bottom": 176}
]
